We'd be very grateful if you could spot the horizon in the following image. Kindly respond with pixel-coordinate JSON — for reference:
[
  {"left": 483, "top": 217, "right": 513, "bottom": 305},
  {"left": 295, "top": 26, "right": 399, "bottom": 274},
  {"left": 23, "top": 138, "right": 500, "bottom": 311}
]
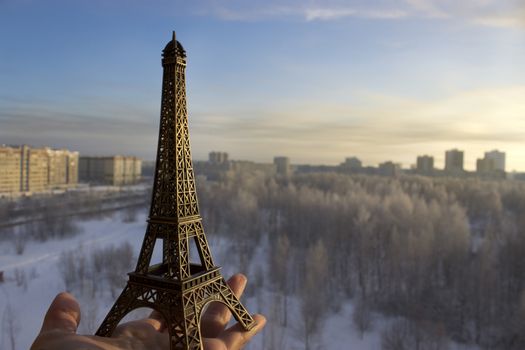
[
  {"left": 0, "top": 142, "right": 513, "bottom": 172},
  {"left": 1, "top": 1, "right": 524, "bottom": 171}
]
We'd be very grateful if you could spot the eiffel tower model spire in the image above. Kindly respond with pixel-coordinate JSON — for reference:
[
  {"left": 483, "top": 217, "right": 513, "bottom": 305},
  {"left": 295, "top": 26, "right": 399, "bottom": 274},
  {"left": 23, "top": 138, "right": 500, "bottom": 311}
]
[{"left": 96, "top": 31, "right": 255, "bottom": 349}]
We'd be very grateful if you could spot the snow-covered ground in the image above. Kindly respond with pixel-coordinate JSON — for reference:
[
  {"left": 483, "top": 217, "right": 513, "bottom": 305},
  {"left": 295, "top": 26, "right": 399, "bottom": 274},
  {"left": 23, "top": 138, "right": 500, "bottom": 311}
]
[
  {"left": 0, "top": 209, "right": 480, "bottom": 350},
  {"left": 0, "top": 211, "right": 147, "bottom": 350}
]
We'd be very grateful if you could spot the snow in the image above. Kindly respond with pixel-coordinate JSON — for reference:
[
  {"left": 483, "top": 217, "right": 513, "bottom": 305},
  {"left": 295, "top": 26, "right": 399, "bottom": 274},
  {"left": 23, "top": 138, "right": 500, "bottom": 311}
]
[
  {"left": 0, "top": 209, "right": 480, "bottom": 350},
  {"left": 0, "top": 212, "right": 147, "bottom": 350}
]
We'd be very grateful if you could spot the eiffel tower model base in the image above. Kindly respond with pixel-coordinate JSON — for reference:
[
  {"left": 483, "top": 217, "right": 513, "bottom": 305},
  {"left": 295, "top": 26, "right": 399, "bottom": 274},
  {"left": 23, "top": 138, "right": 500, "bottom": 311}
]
[{"left": 96, "top": 266, "right": 254, "bottom": 349}]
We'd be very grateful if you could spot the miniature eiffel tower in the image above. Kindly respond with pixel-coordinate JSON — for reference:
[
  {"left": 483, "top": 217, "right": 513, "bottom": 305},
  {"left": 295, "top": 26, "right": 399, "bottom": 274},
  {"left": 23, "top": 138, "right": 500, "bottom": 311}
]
[{"left": 96, "top": 32, "right": 255, "bottom": 349}]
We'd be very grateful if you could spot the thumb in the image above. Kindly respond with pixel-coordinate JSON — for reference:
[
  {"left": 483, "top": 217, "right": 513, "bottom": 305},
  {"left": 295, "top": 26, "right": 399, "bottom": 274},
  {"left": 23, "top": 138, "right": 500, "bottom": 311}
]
[{"left": 40, "top": 292, "right": 81, "bottom": 334}]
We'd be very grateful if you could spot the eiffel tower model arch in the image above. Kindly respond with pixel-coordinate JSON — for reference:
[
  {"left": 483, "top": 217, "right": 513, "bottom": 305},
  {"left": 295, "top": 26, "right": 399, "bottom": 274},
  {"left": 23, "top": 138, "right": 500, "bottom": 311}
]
[{"left": 96, "top": 32, "right": 255, "bottom": 349}]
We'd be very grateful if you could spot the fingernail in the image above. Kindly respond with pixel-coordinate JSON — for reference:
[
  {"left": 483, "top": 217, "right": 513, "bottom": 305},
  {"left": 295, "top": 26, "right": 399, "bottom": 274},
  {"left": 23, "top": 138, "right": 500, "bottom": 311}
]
[{"left": 236, "top": 273, "right": 247, "bottom": 284}]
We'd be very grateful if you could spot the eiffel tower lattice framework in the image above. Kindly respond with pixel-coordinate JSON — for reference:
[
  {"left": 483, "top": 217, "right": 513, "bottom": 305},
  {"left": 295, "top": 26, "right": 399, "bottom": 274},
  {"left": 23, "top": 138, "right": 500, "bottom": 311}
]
[{"left": 96, "top": 32, "right": 255, "bottom": 349}]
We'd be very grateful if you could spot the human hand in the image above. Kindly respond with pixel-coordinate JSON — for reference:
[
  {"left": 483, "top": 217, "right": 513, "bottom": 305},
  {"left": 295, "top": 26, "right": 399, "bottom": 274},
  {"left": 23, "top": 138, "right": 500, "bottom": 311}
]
[{"left": 30, "top": 274, "right": 266, "bottom": 350}]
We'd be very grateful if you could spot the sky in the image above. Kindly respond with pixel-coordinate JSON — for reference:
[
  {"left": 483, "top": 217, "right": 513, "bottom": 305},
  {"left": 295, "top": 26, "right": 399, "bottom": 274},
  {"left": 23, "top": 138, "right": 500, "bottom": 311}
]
[{"left": 0, "top": 0, "right": 524, "bottom": 170}]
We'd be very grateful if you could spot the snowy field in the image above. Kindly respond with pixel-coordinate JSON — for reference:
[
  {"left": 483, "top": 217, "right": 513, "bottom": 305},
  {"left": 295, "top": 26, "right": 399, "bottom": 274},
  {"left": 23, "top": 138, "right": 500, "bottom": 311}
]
[{"left": 0, "top": 209, "right": 479, "bottom": 350}]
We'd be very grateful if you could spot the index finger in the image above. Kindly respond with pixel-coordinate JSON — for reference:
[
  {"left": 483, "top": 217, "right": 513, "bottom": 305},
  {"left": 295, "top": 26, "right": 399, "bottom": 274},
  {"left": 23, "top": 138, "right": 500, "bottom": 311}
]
[{"left": 219, "top": 314, "right": 266, "bottom": 349}]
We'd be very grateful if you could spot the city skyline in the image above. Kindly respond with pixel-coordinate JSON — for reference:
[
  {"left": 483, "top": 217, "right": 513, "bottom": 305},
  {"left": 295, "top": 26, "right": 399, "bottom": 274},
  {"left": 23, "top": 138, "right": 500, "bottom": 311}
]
[
  {"left": 0, "top": 142, "right": 512, "bottom": 173},
  {"left": 1, "top": 1, "right": 524, "bottom": 170}
]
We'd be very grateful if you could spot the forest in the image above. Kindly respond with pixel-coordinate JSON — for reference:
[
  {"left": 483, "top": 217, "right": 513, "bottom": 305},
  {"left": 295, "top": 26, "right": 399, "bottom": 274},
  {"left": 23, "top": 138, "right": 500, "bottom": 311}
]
[
  {"left": 2, "top": 171, "right": 524, "bottom": 349},
  {"left": 196, "top": 170, "right": 525, "bottom": 350}
]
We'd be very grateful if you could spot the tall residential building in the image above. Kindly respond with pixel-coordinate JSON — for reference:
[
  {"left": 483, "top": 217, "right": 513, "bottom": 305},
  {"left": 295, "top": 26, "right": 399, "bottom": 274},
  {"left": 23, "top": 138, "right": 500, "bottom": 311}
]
[
  {"left": 416, "top": 155, "right": 434, "bottom": 174},
  {"left": 79, "top": 156, "right": 142, "bottom": 186},
  {"left": 0, "top": 145, "right": 78, "bottom": 194},
  {"left": 484, "top": 150, "right": 505, "bottom": 172},
  {"left": 445, "top": 149, "right": 464, "bottom": 173},
  {"left": 274, "top": 156, "right": 291, "bottom": 176},
  {"left": 0, "top": 146, "right": 21, "bottom": 193},
  {"left": 209, "top": 151, "right": 229, "bottom": 164},
  {"left": 341, "top": 157, "right": 362, "bottom": 170},
  {"left": 476, "top": 157, "right": 494, "bottom": 173},
  {"left": 476, "top": 150, "right": 506, "bottom": 179},
  {"left": 378, "top": 161, "right": 400, "bottom": 177},
  {"left": 26, "top": 147, "right": 50, "bottom": 192},
  {"left": 47, "top": 148, "right": 79, "bottom": 187}
]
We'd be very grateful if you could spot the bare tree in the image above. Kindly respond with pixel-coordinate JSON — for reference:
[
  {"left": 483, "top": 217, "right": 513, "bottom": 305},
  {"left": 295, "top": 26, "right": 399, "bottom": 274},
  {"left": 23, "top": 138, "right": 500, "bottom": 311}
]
[
  {"left": 13, "top": 268, "right": 27, "bottom": 290},
  {"left": 264, "top": 294, "right": 287, "bottom": 350},
  {"left": 300, "top": 240, "right": 328, "bottom": 350},
  {"left": 353, "top": 297, "right": 373, "bottom": 339},
  {"left": 122, "top": 205, "right": 138, "bottom": 223},
  {"left": 59, "top": 251, "right": 78, "bottom": 291},
  {"left": 77, "top": 294, "right": 99, "bottom": 334},
  {"left": 227, "top": 189, "right": 260, "bottom": 270},
  {"left": 381, "top": 319, "right": 449, "bottom": 350},
  {"left": 270, "top": 234, "right": 290, "bottom": 326},
  {"left": 102, "top": 243, "right": 134, "bottom": 298},
  {"left": 12, "top": 227, "right": 26, "bottom": 255},
  {"left": 2, "top": 304, "right": 18, "bottom": 350}
]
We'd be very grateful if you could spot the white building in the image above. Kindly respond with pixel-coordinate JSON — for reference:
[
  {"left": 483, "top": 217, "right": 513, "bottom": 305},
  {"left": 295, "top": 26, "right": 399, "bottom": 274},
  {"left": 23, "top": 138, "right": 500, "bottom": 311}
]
[
  {"left": 445, "top": 149, "right": 464, "bottom": 173},
  {"left": 484, "top": 150, "right": 505, "bottom": 172}
]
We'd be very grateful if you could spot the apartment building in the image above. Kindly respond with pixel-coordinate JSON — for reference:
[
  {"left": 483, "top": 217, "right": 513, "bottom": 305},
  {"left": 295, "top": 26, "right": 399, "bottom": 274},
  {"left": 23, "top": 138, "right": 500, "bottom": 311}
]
[
  {"left": 0, "top": 145, "right": 79, "bottom": 194},
  {"left": 79, "top": 156, "right": 142, "bottom": 186}
]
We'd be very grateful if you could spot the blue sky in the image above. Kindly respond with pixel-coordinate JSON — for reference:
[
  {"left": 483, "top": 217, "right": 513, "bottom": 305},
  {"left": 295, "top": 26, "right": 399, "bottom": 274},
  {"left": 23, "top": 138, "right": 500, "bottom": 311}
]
[{"left": 1, "top": 0, "right": 524, "bottom": 170}]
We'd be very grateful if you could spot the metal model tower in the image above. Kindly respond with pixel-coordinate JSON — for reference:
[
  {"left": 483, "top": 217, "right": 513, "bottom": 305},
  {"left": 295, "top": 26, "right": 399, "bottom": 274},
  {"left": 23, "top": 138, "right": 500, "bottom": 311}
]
[{"left": 96, "top": 32, "right": 255, "bottom": 349}]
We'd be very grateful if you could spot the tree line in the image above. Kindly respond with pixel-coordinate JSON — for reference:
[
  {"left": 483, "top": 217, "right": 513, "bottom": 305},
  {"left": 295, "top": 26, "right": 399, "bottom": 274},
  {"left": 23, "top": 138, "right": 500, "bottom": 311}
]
[{"left": 196, "top": 170, "right": 525, "bottom": 349}]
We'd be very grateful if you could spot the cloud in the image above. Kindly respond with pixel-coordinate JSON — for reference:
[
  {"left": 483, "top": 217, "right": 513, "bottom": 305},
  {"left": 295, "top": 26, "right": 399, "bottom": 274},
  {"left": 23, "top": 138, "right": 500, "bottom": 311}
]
[
  {"left": 303, "top": 7, "right": 357, "bottom": 21},
  {"left": 404, "top": 0, "right": 450, "bottom": 18},
  {"left": 0, "top": 100, "right": 158, "bottom": 159},
  {"left": 197, "top": 1, "right": 410, "bottom": 22},
  {"left": 472, "top": 13, "right": 525, "bottom": 29},
  {"left": 187, "top": 0, "right": 525, "bottom": 29},
  {"left": 189, "top": 86, "right": 525, "bottom": 168},
  {"left": 405, "top": 0, "right": 525, "bottom": 28},
  {"left": 195, "top": 86, "right": 525, "bottom": 143},
  {"left": 3, "top": 87, "right": 524, "bottom": 169},
  {"left": 304, "top": 7, "right": 407, "bottom": 21}
]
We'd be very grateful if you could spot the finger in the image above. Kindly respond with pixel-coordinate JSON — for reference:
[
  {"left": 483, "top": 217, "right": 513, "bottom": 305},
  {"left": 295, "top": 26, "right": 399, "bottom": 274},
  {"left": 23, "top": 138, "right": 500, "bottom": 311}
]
[
  {"left": 40, "top": 292, "right": 81, "bottom": 334},
  {"left": 219, "top": 314, "right": 266, "bottom": 350},
  {"left": 203, "top": 338, "right": 228, "bottom": 350},
  {"left": 201, "top": 274, "right": 247, "bottom": 338},
  {"left": 149, "top": 310, "right": 166, "bottom": 332},
  {"left": 143, "top": 317, "right": 164, "bottom": 332}
]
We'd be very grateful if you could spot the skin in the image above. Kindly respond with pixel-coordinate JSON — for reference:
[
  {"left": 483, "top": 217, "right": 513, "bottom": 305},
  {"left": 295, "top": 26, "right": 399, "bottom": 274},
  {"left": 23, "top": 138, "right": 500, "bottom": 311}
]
[{"left": 31, "top": 274, "right": 266, "bottom": 350}]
